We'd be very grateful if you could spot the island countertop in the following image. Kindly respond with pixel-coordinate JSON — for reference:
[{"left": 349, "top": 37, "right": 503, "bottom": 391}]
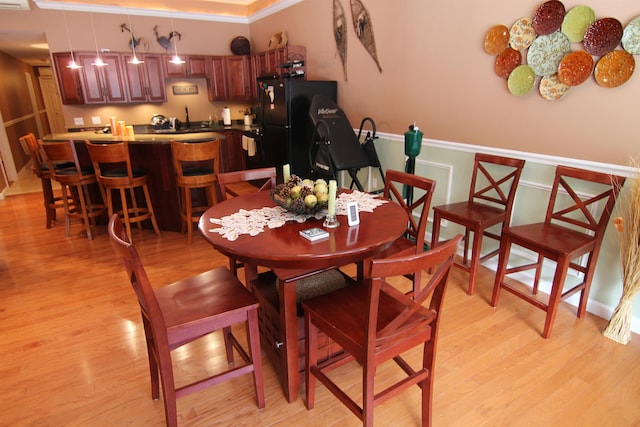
[{"left": 42, "top": 130, "right": 226, "bottom": 144}]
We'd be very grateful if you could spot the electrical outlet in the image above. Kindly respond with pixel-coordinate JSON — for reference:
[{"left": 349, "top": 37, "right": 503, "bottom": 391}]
[
  {"left": 91, "top": 116, "right": 101, "bottom": 125},
  {"left": 74, "top": 117, "right": 84, "bottom": 126}
]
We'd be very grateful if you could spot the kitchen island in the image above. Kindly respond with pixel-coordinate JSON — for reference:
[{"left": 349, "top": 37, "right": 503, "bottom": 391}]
[{"left": 42, "top": 129, "right": 243, "bottom": 232}]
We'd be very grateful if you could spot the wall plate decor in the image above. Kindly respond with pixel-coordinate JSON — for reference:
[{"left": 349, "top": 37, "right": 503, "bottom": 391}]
[
  {"left": 561, "top": 5, "right": 596, "bottom": 42},
  {"left": 558, "top": 51, "right": 594, "bottom": 86},
  {"left": 533, "top": 1, "right": 566, "bottom": 35},
  {"left": 622, "top": 16, "right": 640, "bottom": 55},
  {"left": 539, "top": 74, "right": 570, "bottom": 100},
  {"left": 583, "top": 18, "right": 624, "bottom": 56},
  {"left": 594, "top": 50, "right": 636, "bottom": 88}
]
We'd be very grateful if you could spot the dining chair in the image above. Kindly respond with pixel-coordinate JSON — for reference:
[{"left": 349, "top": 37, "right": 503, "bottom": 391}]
[
  {"left": 431, "top": 153, "right": 525, "bottom": 295},
  {"left": 303, "top": 234, "right": 462, "bottom": 426},
  {"left": 86, "top": 140, "right": 161, "bottom": 241},
  {"left": 490, "top": 165, "right": 625, "bottom": 338},
  {"left": 217, "top": 167, "right": 276, "bottom": 276},
  {"left": 39, "top": 140, "right": 106, "bottom": 239},
  {"left": 20, "top": 133, "right": 72, "bottom": 229},
  {"left": 108, "top": 214, "right": 265, "bottom": 427},
  {"left": 170, "top": 139, "right": 221, "bottom": 244}
]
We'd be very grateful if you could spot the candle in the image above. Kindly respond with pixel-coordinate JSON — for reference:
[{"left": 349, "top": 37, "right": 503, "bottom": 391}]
[
  {"left": 328, "top": 180, "right": 337, "bottom": 216},
  {"left": 118, "top": 121, "right": 127, "bottom": 137},
  {"left": 283, "top": 164, "right": 290, "bottom": 183},
  {"left": 109, "top": 116, "right": 118, "bottom": 135},
  {"left": 126, "top": 125, "right": 135, "bottom": 137}
]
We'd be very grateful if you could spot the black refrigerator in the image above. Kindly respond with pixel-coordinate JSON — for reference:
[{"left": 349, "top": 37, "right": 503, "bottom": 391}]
[{"left": 257, "top": 78, "right": 337, "bottom": 178}]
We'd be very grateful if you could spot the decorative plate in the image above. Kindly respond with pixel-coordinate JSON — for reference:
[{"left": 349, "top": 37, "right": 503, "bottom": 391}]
[
  {"left": 539, "top": 74, "right": 570, "bottom": 101},
  {"left": 558, "top": 51, "right": 594, "bottom": 86},
  {"left": 561, "top": 5, "right": 596, "bottom": 42},
  {"left": 495, "top": 48, "right": 522, "bottom": 79},
  {"left": 230, "top": 36, "right": 251, "bottom": 55},
  {"left": 583, "top": 18, "right": 623, "bottom": 56},
  {"left": 594, "top": 50, "right": 636, "bottom": 88},
  {"left": 622, "top": 16, "right": 640, "bottom": 55},
  {"left": 533, "top": 1, "right": 566, "bottom": 35},
  {"left": 507, "top": 65, "right": 536, "bottom": 96},
  {"left": 510, "top": 18, "right": 536, "bottom": 51},
  {"left": 484, "top": 25, "right": 510, "bottom": 55},
  {"left": 527, "top": 32, "right": 571, "bottom": 76}
]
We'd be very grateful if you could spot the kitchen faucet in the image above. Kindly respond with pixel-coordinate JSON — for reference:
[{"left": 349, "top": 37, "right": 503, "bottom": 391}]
[{"left": 185, "top": 106, "right": 190, "bottom": 128}]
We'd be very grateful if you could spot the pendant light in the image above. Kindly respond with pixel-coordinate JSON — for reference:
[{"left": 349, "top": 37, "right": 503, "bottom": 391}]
[
  {"left": 169, "top": 5, "right": 185, "bottom": 65},
  {"left": 126, "top": 14, "right": 143, "bottom": 64},
  {"left": 62, "top": 1, "right": 81, "bottom": 69},
  {"left": 90, "top": 12, "right": 107, "bottom": 66}
]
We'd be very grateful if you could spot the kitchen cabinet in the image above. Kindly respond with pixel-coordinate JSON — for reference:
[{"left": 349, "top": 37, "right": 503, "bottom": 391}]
[
  {"left": 51, "top": 52, "right": 84, "bottom": 105},
  {"left": 208, "top": 56, "right": 228, "bottom": 101},
  {"left": 249, "top": 45, "right": 306, "bottom": 99},
  {"left": 122, "top": 54, "right": 166, "bottom": 103},
  {"left": 77, "top": 52, "right": 128, "bottom": 104},
  {"left": 224, "top": 55, "right": 251, "bottom": 101},
  {"left": 163, "top": 55, "right": 209, "bottom": 78},
  {"left": 219, "top": 129, "right": 246, "bottom": 172}
]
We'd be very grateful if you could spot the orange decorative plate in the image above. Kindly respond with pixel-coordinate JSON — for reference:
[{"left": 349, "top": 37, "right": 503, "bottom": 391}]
[
  {"left": 558, "top": 51, "right": 594, "bottom": 86},
  {"left": 495, "top": 48, "right": 522, "bottom": 79},
  {"left": 484, "top": 25, "right": 510, "bottom": 55},
  {"left": 594, "top": 50, "right": 636, "bottom": 88}
]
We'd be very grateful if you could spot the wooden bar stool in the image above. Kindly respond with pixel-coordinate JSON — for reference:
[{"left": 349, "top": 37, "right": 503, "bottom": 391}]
[
  {"left": 85, "top": 140, "right": 160, "bottom": 241},
  {"left": 170, "top": 139, "right": 221, "bottom": 244},
  {"left": 20, "top": 133, "right": 72, "bottom": 229},
  {"left": 39, "top": 140, "right": 105, "bottom": 240}
]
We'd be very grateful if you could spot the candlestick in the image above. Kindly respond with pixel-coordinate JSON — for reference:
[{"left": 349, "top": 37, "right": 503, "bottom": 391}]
[{"left": 283, "top": 164, "right": 290, "bottom": 183}]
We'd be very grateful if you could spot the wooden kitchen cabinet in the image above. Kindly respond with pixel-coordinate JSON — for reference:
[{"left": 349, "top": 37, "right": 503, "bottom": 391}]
[
  {"left": 224, "top": 55, "right": 251, "bottom": 101},
  {"left": 163, "top": 55, "right": 209, "bottom": 78},
  {"left": 122, "top": 54, "right": 166, "bottom": 103},
  {"left": 249, "top": 46, "right": 306, "bottom": 99},
  {"left": 208, "top": 56, "right": 228, "bottom": 101},
  {"left": 51, "top": 52, "right": 84, "bottom": 105},
  {"left": 219, "top": 129, "right": 246, "bottom": 172},
  {"left": 77, "top": 52, "right": 128, "bottom": 104}
]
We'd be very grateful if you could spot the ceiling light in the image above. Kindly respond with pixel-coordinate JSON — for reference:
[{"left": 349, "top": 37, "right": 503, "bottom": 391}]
[
  {"left": 125, "top": 12, "right": 143, "bottom": 64},
  {"left": 90, "top": 12, "right": 107, "bottom": 66},
  {"left": 62, "top": 1, "right": 81, "bottom": 69}
]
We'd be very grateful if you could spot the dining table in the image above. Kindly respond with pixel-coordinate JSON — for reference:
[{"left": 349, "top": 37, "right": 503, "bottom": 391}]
[{"left": 198, "top": 190, "right": 409, "bottom": 402}]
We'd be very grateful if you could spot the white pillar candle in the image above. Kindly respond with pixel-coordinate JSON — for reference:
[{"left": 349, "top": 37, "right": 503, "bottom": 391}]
[
  {"left": 328, "top": 180, "right": 337, "bottom": 216},
  {"left": 283, "top": 164, "right": 290, "bottom": 183},
  {"left": 109, "top": 116, "right": 118, "bottom": 135}
]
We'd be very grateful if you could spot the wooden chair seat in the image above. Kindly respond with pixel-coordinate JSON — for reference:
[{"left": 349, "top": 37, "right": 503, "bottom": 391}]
[
  {"left": 171, "top": 139, "right": 221, "bottom": 244},
  {"left": 491, "top": 165, "right": 625, "bottom": 339},
  {"left": 86, "top": 140, "right": 160, "bottom": 241},
  {"left": 108, "top": 214, "right": 264, "bottom": 427},
  {"left": 432, "top": 154, "right": 525, "bottom": 295}
]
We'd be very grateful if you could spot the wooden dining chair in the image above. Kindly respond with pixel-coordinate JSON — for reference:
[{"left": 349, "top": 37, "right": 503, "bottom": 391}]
[
  {"left": 108, "top": 214, "right": 265, "bottom": 427},
  {"left": 431, "top": 153, "right": 525, "bottom": 295},
  {"left": 303, "top": 234, "right": 462, "bottom": 426},
  {"left": 39, "top": 140, "right": 105, "bottom": 239},
  {"left": 86, "top": 140, "right": 160, "bottom": 241},
  {"left": 217, "top": 167, "right": 276, "bottom": 276},
  {"left": 20, "top": 133, "right": 72, "bottom": 229},
  {"left": 171, "top": 139, "right": 221, "bottom": 244},
  {"left": 490, "top": 165, "right": 625, "bottom": 339}
]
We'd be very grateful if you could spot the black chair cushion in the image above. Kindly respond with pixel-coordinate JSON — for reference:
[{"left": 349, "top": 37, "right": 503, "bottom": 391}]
[
  {"left": 182, "top": 167, "right": 214, "bottom": 177},
  {"left": 103, "top": 167, "right": 146, "bottom": 178}
]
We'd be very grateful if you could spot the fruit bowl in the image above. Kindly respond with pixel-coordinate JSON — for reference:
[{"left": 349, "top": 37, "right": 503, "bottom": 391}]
[{"left": 269, "top": 176, "right": 329, "bottom": 215}]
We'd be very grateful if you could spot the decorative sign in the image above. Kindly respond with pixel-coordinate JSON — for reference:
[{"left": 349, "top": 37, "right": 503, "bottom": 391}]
[{"left": 172, "top": 85, "right": 198, "bottom": 95}]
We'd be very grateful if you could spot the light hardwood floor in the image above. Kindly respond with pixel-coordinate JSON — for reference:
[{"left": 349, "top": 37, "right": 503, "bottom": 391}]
[{"left": 1, "top": 191, "right": 639, "bottom": 426}]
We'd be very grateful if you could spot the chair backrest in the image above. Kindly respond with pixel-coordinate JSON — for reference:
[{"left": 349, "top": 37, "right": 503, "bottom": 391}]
[
  {"left": 38, "top": 139, "right": 86, "bottom": 184},
  {"left": 217, "top": 167, "right": 277, "bottom": 200},
  {"left": 20, "top": 133, "right": 46, "bottom": 177},
  {"left": 364, "top": 234, "right": 461, "bottom": 351},
  {"left": 170, "top": 139, "right": 221, "bottom": 186},
  {"left": 545, "top": 165, "right": 625, "bottom": 241},
  {"left": 85, "top": 140, "right": 136, "bottom": 186},
  {"left": 108, "top": 214, "right": 169, "bottom": 351},
  {"left": 383, "top": 169, "right": 436, "bottom": 250},
  {"left": 467, "top": 153, "right": 525, "bottom": 220}
]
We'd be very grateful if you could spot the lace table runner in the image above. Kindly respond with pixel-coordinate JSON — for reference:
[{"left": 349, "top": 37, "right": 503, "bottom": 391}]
[{"left": 208, "top": 191, "right": 388, "bottom": 241}]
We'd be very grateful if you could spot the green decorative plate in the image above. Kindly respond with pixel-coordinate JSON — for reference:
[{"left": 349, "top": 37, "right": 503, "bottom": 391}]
[
  {"left": 561, "top": 5, "right": 596, "bottom": 42},
  {"left": 507, "top": 65, "right": 536, "bottom": 96}
]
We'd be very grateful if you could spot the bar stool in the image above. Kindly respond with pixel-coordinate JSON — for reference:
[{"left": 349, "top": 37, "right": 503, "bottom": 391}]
[
  {"left": 20, "top": 133, "right": 72, "bottom": 229},
  {"left": 39, "top": 140, "right": 105, "bottom": 240},
  {"left": 170, "top": 139, "right": 221, "bottom": 244},
  {"left": 85, "top": 140, "right": 160, "bottom": 241}
]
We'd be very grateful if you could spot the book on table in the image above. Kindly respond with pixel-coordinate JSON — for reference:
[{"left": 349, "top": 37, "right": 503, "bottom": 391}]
[{"left": 299, "top": 227, "right": 329, "bottom": 241}]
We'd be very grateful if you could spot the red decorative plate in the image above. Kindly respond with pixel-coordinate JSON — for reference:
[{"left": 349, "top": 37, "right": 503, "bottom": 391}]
[
  {"left": 533, "top": 1, "right": 566, "bottom": 35},
  {"left": 583, "top": 18, "right": 623, "bottom": 56},
  {"left": 558, "top": 51, "right": 594, "bottom": 86},
  {"left": 484, "top": 25, "right": 510, "bottom": 55},
  {"left": 495, "top": 48, "right": 522, "bottom": 79},
  {"left": 594, "top": 50, "right": 636, "bottom": 88}
]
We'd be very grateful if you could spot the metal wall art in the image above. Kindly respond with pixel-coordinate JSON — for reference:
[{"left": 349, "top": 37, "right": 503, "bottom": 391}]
[{"left": 483, "top": 1, "right": 639, "bottom": 100}]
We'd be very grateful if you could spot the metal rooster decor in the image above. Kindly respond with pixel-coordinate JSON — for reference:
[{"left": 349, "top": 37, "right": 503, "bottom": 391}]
[
  {"left": 120, "top": 23, "right": 148, "bottom": 52},
  {"left": 153, "top": 25, "right": 181, "bottom": 51}
]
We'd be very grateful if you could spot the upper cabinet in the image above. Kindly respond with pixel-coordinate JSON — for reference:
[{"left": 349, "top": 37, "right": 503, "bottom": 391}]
[
  {"left": 224, "top": 56, "right": 251, "bottom": 101},
  {"left": 51, "top": 52, "right": 84, "bottom": 105},
  {"left": 122, "top": 54, "right": 167, "bottom": 103},
  {"left": 77, "top": 52, "right": 128, "bottom": 104},
  {"left": 163, "top": 55, "right": 209, "bottom": 78},
  {"left": 208, "top": 56, "right": 228, "bottom": 101},
  {"left": 250, "top": 45, "right": 306, "bottom": 99}
]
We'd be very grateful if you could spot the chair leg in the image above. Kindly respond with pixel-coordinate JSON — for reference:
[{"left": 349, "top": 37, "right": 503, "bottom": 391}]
[
  {"left": 75, "top": 183, "right": 93, "bottom": 240},
  {"left": 421, "top": 341, "right": 435, "bottom": 427},
  {"left": 305, "top": 311, "right": 318, "bottom": 410},
  {"left": 60, "top": 183, "right": 72, "bottom": 237},
  {"left": 120, "top": 188, "right": 133, "bottom": 242},
  {"left": 490, "top": 237, "right": 512, "bottom": 307},
  {"left": 247, "top": 308, "right": 265, "bottom": 408},
  {"left": 542, "top": 257, "right": 570, "bottom": 339},
  {"left": 41, "top": 177, "right": 56, "bottom": 228},
  {"left": 129, "top": 188, "right": 143, "bottom": 230},
  {"left": 185, "top": 187, "right": 193, "bottom": 245},
  {"left": 223, "top": 326, "right": 234, "bottom": 363},
  {"left": 143, "top": 184, "right": 161, "bottom": 235},
  {"left": 467, "top": 228, "right": 483, "bottom": 295},
  {"left": 363, "top": 361, "right": 375, "bottom": 427}
]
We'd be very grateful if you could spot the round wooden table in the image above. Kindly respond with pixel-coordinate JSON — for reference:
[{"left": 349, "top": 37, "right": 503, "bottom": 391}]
[{"left": 199, "top": 191, "right": 408, "bottom": 402}]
